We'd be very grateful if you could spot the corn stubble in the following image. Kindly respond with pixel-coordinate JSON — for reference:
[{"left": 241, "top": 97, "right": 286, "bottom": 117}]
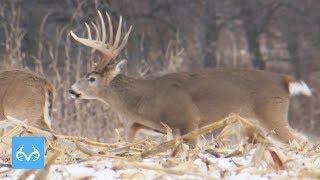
[{"left": 0, "top": 115, "right": 319, "bottom": 179}]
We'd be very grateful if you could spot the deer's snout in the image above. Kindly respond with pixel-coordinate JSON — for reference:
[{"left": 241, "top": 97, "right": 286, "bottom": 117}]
[{"left": 69, "top": 89, "right": 81, "bottom": 98}]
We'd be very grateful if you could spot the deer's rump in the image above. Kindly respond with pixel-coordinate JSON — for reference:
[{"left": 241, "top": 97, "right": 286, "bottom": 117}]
[{"left": 0, "top": 70, "right": 53, "bottom": 129}]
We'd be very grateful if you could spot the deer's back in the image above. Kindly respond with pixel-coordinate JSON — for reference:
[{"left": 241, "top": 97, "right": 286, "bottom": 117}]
[{"left": 145, "top": 68, "right": 289, "bottom": 126}]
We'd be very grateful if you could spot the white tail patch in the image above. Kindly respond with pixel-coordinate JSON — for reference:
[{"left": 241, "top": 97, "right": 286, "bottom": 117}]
[
  {"left": 43, "top": 90, "right": 52, "bottom": 129},
  {"left": 289, "top": 81, "right": 312, "bottom": 96}
]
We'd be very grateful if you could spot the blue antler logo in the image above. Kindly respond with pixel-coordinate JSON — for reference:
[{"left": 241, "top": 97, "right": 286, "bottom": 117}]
[
  {"left": 12, "top": 136, "right": 45, "bottom": 169},
  {"left": 16, "top": 144, "right": 41, "bottom": 162}
]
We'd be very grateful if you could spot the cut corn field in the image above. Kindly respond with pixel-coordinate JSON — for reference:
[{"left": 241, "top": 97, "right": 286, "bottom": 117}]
[{"left": 1, "top": 115, "right": 319, "bottom": 179}]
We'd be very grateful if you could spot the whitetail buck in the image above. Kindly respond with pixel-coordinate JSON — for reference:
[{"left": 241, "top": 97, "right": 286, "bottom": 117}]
[
  {"left": 0, "top": 70, "right": 54, "bottom": 130},
  {"left": 69, "top": 11, "right": 311, "bottom": 145}
]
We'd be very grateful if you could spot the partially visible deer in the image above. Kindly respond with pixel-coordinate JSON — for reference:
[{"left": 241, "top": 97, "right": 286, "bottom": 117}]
[
  {"left": 0, "top": 70, "right": 54, "bottom": 131},
  {"left": 69, "top": 11, "right": 311, "bottom": 145}
]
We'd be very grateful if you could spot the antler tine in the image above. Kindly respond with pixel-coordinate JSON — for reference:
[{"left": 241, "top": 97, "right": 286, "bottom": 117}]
[
  {"left": 106, "top": 11, "right": 113, "bottom": 44},
  {"left": 97, "top": 10, "right": 106, "bottom": 43},
  {"left": 113, "top": 16, "right": 123, "bottom": 48},
  {"left": 91, "top": 22, "right": 100, "bottom": 41},
  {"left": 70, "top": 30, "right": 103, "bottom": 49},
  {"left": 71, "top": 10, "right": 132, "bottom": 70},
  {"left": 116, "top": 25, "right": 132, "bottom": 53},
  {"left": 84, "top": 23, "right": 92, "bottom": 40}
]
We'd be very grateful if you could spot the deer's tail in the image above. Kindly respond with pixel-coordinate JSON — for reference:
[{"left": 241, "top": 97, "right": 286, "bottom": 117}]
[
  {"left": 43, "top": 84, "right": 54, "bottom": 130},
  {"left": 283, "top": 75, "right": 312, "bottom": 97}
]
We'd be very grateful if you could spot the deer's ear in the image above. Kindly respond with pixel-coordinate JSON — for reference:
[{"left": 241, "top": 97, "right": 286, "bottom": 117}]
[
  {"left": 107, "top": 59, "right": 127, "bottom": 78},
  {"left": 114, "top": 59, "right": 127, "bottom": 73}
]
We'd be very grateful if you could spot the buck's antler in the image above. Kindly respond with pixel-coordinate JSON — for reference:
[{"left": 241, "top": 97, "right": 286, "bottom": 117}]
[{"left": 70, "top": 10, "right": 132, "bottom": 71}]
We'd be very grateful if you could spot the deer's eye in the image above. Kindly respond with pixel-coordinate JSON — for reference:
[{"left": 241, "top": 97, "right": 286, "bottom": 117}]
[{"left": 88, "top": 77, "right": 96, "bottom": 82}]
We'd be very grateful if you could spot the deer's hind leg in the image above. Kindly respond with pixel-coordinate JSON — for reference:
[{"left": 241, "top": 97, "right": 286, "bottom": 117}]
[
  {"left": 0, "top": 106, "right": 7, "bottom": 136},
  {"left": 178, "top": 102, "right": 202, "bottom": 147},
  {"left": 254, "top": 97, "right": 297, "bottom": 143}
]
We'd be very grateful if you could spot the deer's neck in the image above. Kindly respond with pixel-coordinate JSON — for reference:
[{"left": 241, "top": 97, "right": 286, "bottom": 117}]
[{"left": 103, "top": 74, "right": 153, "bottom": 111}]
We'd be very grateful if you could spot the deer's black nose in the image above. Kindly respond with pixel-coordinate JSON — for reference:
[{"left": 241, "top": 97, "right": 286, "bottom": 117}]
[{"left": 69, "top": 89, "right": 81, "bottom": 98}]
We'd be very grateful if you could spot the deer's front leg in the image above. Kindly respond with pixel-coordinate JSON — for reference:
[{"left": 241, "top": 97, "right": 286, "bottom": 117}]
[{"left": 127, "top": 123, "right": 146, "bottom": 142}]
